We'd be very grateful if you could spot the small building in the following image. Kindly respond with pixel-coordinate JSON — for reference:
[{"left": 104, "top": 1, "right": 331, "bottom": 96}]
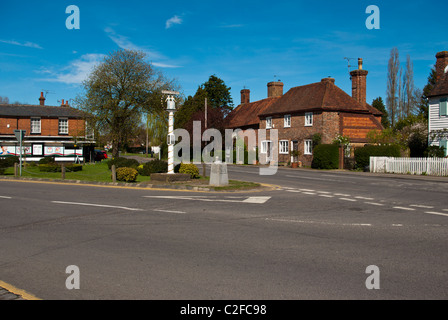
[
  {"left": 428, "top": 51, "right": 448, "bottom": 156},
  {"left": 0, "top": 93, "right": 96, "bottom": 162}
]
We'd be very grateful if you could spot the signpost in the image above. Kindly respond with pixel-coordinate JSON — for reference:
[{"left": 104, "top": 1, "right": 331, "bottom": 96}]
[
  {"left": 162, "top": 90, "right": 179, "bottom": 174},
  {"left": 14, "top": 130, "right": 26, "bottom": 176}
]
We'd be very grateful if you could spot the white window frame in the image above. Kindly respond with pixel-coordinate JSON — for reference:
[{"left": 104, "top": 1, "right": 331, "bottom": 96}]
[
  {"left": 440, "top": 98, "right": 447, "bottom": 116},
  {"left": 284, "top": 114, "right": 291, "bottom": 128},
  {"left": 261, "top": 140, "right": 270, "bottom": 154},
  {"left": 266, "top": 117, "right": 272, "bottom": 129},
  {"left": 59, "top": 118, "right": 69, "bottom": 135},
  {"left": 279, "top": 140, "right": 289, "bottom": 154},
  {"left": 304, "top": 139, "right": 313, "bottom": 155},
  {"left": 30, "top": 118, "right": 41, "bottom": 134},
  {"left": 305, "top": 112, "right": 313, "bottom": 126}
]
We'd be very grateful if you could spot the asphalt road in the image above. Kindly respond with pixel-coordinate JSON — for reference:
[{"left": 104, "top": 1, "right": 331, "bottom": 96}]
[{"left": 0, "top": 165, "right": 447, "bottom": 300}]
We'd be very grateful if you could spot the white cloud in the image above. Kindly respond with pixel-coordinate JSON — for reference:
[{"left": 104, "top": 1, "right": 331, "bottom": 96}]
[
  {"left": 40, "top": 54, "right": 105, "bottom": 84},
  {"left": 105, "top": 27, "right": 165, "bottom": 60},
  {"left": 104, "top": 27, "right": 181, "bottom": 68},
  {"left": 0, "top": 39, "right": 42, "bottom": 49},
  {"left": 165, "top": 15, "right": 182, "bottom": 29}
]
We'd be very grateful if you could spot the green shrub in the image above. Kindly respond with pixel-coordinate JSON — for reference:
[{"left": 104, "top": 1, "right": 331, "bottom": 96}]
[
  {"left": 179, "top": 163, "right": 200, "bottom": 179},
  {"left": 39, "top": 156, "right": 56, "bottom": 164},
  {"left": 0, "top": 168, "right": 5, "bottom": 175},
  {"left": 107, "top": 157, "right": 139, "bottom": 170},
  {"left": 311, "top": 144, "right": 339, "bottom": 169},
  {"left": 65, "top": 164, "right": 83, "bottom": 172},
  {"left": 354, "top": 145, "right": 401, "bottom": 169},
  {"left": 139, "top": 159, "right": 168, "bottom": 176},
  {"left": 0, "top": 156, "right": 19, "bottom": 168},
  {"left": 116, "top": 167, "right": 138, "bottom": 182}
]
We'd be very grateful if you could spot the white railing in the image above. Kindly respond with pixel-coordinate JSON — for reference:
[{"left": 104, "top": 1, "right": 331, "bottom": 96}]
[{"left": 370, "top": 157, "right": 448, "bottom": 176}]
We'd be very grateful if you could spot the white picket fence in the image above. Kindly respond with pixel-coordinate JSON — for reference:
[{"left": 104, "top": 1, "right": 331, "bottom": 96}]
[{"left": 370, "top": 157, "right": 448, "bottom": 176}]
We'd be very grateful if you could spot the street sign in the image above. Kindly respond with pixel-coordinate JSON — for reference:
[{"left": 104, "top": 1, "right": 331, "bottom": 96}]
[
  {"left": 13, "top": 130, "right": 26, "bottom": 176},
  {"left": 14, "top": 129, "right": 26, "bottom": 142}
]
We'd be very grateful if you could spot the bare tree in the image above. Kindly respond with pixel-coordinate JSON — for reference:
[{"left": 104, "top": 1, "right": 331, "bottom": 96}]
[
  {"left": 404, "top": 54, "right": 416, "bottom": 117},
  {"left": 0, "top": 96, "right": 10, "bottom": 104},
  {"left": 387, "top": 48, "right": 400, "bottom": 127}
]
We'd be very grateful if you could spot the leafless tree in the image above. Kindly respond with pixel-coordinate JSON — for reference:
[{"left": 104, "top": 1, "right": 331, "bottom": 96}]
[{"left": 387, "top": 48, "right": 400, "bottom": 127}]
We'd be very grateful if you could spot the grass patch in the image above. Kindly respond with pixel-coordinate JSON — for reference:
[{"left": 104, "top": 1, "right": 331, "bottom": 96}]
[{"left": 213, "top": 180, "right": 260, "bottom": 191}]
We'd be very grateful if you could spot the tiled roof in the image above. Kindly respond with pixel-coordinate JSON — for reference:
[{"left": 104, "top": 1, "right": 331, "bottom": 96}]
[
  {"left": 225, "top": 96, "right": 280, "bottom": 129},
  {"left": 260, "top": 79, "right": 381, "bottom": 117},
  {"left": 429, "top": 72, "right": 448, "bottom": 97},
  {"left": 0, "top": 104, "right": 86, "bottom": 118}
]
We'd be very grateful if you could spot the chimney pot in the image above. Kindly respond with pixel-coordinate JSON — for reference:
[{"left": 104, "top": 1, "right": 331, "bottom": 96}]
[
  {"left": 267, "top": 81, "right": 284, "bottom": 98},
  {"left": 39, "top": 92, "right": 46, "bottom": 106},
  {"left": 435, "top": 51, "right": 448, "bottom": 82},
  {"left": 350, "top": 58, "right": 368, "bottom": 106},
  {"left": 61, "top": 99, "right": 65, "bottom": 106},
  {"left": 241, "top": 89, "right": 250, "bottom": 104}
]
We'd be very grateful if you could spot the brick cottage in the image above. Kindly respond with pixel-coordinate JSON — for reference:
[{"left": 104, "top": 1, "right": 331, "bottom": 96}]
[{"left": 226, "top": 58, "right": 383, "bottom": 166}]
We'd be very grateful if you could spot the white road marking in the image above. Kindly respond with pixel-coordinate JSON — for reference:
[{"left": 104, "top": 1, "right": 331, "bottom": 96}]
[
  {"left": 143, "top": 195, "right": 271, "bottom": 204},
  {"left": 426, "top": 211, "right": 448, "bottom": 217},
  {"left": 364, "top": 202, "right": 384, "bottom": 206},
  {"left": 299, "top": 189, "right": 315, "bottom": 192},
  {"left": 242, "top": 196, "right": 271, "bottom": 204},
  {"left": 285, "top": 190, "right": 301, "bottom": 193},
  {"left": 152, "top": 209, "right": 186, "bottom": 214},
  {"left": 52, "top": 201, "right": 143, "bottom": 211},
  {"left": 410, "top": 204, "right": 434, "bottom": 209},
  {"left": 0, "top": 196, "right": 12, "bottom": 199},
  {"left": 339, "top": 198, "right": 357, "bottom": 202},
  {"left": 266, "top": 218, "right": 372, "bottom": 227},
  {"left": 317, "top": 191, "right": 331, "bottom": 194},
  {"left": 318, "top": 194, "right": 334, "bottom": 198},
  {"left": 302, "top": 192, "right": 316, "bottom": 195},
  {"left": 355, "top": 196, "right": 374, "bottom": 200},
  {"left": 393, "top": 206, "right": 415, "bottom": 211}
]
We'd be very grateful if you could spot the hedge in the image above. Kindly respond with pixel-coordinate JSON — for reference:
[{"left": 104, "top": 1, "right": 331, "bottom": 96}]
[
  {"left": 139, "top": 159, "right": 168, "bottom": 176},
  {"left": 311, "top": 144, "right": 339, "bottom": 169},
  {"left": 354, "top": 145, "right": 401, "bottom": 169},
  {"left": 107, "top": 157, "right": 139, "bottom": 170},
  {"left": 0, "top": 156, "right": 19, "bottom": 168}
]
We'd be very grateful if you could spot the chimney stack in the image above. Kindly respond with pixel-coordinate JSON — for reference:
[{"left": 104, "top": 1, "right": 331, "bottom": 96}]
[
  {"left": 61, "top": 99, "right": 65, "bottom": 106},
  {"left": 435, "top": 51, "right": 448, "bottom": 82},
  {"left": 241, "top": 89, "right": 250, "bottom": 104},
  {"left": 39, "top": 92, "right": 45, "bottom": 106},
  {"left": 267, "top": 81, "right": 284, "bottom": 98},
  {"left": 350, "top": 58, "right": 368, "bottom": 106}
]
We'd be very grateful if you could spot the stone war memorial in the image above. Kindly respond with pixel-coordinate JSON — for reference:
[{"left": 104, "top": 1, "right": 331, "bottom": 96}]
[{"left": 209, "top": 157, "right": 229, "bottom": 186}]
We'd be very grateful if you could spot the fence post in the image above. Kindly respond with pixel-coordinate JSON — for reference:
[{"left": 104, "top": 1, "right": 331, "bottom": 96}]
[
  {"left": 61, "top": 163, "right": 66, "bottom": 179},
  {"left": 14, "top": 162, "right": 18, "bottom": 177},
  {"left": 111, "top": 164, "right": 116, "bottom": 182}
]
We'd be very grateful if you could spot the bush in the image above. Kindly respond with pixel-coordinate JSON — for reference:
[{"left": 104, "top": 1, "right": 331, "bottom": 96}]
[
  {"left": 39, "top": 156, "right": 56, "bottom": 164},
  {"left": 354, "top": 145, "right": 401, "bottom": 169},
  {"left": 311, "top": 144, "right": 339, "bottom": 169},
  {"left": 424, "top": 145, "right": 446, "bottom": 158},
  {"left": 116, "top": 167, "right": 138, "bottom": 182},
  {"left": 0, "top": 156, "right": 19, "bottom": 168},
  {"left": 179, "top": 163, "right": 200, "bottom": 179},
  {"left": 107, "top": 157, "right": 139, "bottom": 170},
  {"left": 139, "top": 159, "right": 168, "bottom": 176}
]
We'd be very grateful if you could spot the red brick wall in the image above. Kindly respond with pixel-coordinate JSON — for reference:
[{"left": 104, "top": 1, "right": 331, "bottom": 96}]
[{"left": 0, "top": 116, "right": 85, "bottom": 136}]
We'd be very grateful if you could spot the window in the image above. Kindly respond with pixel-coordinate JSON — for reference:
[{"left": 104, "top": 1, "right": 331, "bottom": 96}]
[
  {"left": 266, "top": 117, "right": 272, "bottom": 129},
  {"left": 261, "top": 140, "right": 269, "bottom": 153},
  {"left": 304, "top": 139, "right": 313, "bottom": 155},
  {"left": 284, "top": 115, "right": 291, "bottom": 128},
  {"left": 440, "top": 98, "right": 447, "bottom": 116},
  {"left": 59, "top": 118, "right": 69, "bottom": 134},
  {"left": 441, "top": 140, "right": 448, "bottom": 156},
  {"left": 305, "top": 112, "right": 313, "bottom": 126},
  {"left": 30, "top": 118, "right": 41, "bottom": 134},
  {"left": 279, "top": 140, "right": 289, "bottom": 154}
]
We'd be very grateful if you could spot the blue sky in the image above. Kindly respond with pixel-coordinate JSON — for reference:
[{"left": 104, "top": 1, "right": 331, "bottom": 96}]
[{"left": 1, "top": 0, "right": 447, "bottom": 108}]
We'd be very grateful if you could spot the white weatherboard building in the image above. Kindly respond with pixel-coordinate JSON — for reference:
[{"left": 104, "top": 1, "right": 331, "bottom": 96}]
[{"left": 428, "top": 51, "right": 448, "bottom": 156}]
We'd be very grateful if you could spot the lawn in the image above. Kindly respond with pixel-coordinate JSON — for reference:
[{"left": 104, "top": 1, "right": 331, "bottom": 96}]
[
  {"left": 0, "top": 161, "right": 261, "bottom": 190},
  {"left": 1, "top": 161, "right": 150, "bottom": 183}
]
